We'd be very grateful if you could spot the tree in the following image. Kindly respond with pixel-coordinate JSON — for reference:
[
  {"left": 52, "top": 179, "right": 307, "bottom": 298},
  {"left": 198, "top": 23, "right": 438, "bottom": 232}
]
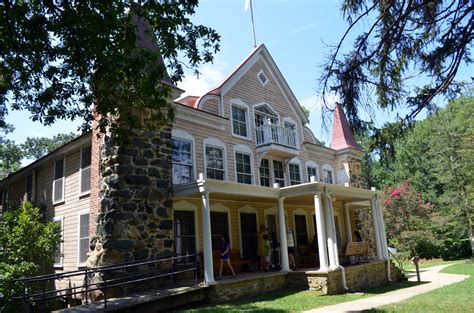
[
  {"left": 320, "top": 0, "right": 472, "bottom": 135},
  {"left": 0, "top": 1, "right": 220, "bottom": 138},
  {"left": 0, "top": 202, "right": 61, "bottom": 311},
  {"left": 21, "top": 133, "right": 77, "bottom": 160},
  {"left": 0, "top": 139, "right": 22, "bottom": 178}
]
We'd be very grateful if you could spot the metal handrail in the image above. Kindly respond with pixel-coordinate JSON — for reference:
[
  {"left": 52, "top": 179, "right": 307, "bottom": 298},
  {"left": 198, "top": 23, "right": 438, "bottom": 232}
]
[
  {"left": 388, "top": 249, "right": 405, "bottom": 273},
  {"left": 10, "top": 253, "right": 200, "bottom": 312}
]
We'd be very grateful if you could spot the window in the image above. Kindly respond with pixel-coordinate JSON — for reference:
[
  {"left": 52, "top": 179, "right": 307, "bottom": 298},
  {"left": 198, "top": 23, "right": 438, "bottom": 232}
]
[
  {"left": 284, "top": 121, "right": 297, "bottom": 147},
  {"left": 205, "top": 146, "right": 225, "bottom": 180},
  {"left": 25, "top": 174, "right": 33, "bottom": 201},
  {"left": 54, "top": 217, "right": 64, "bottom": 267},
  {"left": 289, "top": 163, "right": 301, "bottom": 185},
  {"left": 257, "top": 70, "right": 268, "bottom": 85},
  {"left": 232, "top": 106, "right": 248, "bottom": 137},
  {"left": 211, "top": 212, "right": 229, "bottom": 250},
  {"left": 235, "top": 152, "right": 252, "bottom": 184},
  {"left": 323, "top": 169, "right": 333, "bottom": 184},
  {"left": 174, "top": 211, "right": 196, "bottom": 261},
  {"left": 294, "top": 215, "right": 308, "bottom": 245},
  {"left": 307, "top": 166, "right": 318, "bottom": 182},
  {"left": 172, "top": 139, "right": 193, "bottom": 185},
  {"left": 80, "top": 146, "right": 92, "bottom": 195},
  {"left": 53, "top": 158, "right": 65, "bottom": 203},
  {"left": 273, "top": 160, "right": 285, "bottom": 187},
  {"left": 78, "top": 211, "right": 89, "bottom": 265},
  {"left": 259, "top": 159, "right": 271, "bottom": 187}
]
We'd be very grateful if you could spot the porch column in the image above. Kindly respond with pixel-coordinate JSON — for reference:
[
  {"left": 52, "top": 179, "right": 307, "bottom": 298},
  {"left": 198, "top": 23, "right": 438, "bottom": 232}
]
[
  {"left": 376, "top": 198, "right": 389, "bottom": 260},
  {"left": 201, "top": 190, "right": 215, "bottom": 284},
  {"left": 343, "top": 203, "right": 352, "bottom": 244},
  {"left": 324, "top": 193, "right": 337, "bottom": 270},
  {"left": 313, "top": 193, "right": 328, "bottom": 271},
  {"left": 371, "top": 198, "right": 383, "bottom": 260},
  {"left": 278, "top": 197, "right": 290, "bottom": 271},
  {"left": 328, "top": 195, "right": 340, "bottom": 267}
]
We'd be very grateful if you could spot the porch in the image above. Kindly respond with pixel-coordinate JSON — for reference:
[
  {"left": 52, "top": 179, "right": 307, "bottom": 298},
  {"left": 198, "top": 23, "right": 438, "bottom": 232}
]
[{"left": 173, "top": 176, "right": 391, "bottom": 285}]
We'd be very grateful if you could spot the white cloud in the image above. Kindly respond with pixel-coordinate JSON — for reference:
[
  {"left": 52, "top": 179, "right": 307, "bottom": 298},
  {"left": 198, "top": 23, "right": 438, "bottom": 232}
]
[{"left": 177, "top": 62, "right": 226, "bottom": 97}]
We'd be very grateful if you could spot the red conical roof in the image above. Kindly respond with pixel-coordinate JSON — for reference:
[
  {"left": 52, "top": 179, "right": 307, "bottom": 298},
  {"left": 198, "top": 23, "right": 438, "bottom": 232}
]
[{"left": 331, "top": 103, "right": 362, "bottom": 151}]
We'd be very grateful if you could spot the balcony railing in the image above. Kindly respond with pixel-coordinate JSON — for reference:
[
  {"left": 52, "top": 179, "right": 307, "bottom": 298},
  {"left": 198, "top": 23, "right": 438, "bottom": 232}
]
[{"left": 255, "top": 124, "right": 297, "bottom": 148}]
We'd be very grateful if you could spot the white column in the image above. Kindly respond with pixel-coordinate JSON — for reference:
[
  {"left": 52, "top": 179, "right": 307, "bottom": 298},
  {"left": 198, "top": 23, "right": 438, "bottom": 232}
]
[
  {"left": 371, "top": 198, "right": 383, "bottom": 260},
  {"left": 324, "top": 194, "right": 337, "bottom": 270},
  {"left": 376, "top": 199, "right": 390, "bottom": 260},
  {"left": 328, "top": 195, "right": 340, "bottom": 267},
  {"left": 201, "top": 191, "right": 215, "bottom": 284},
  {"left": 314, "top": 193, "right": 328, "bottom": 271},
  {"left": 278, "top": 197, "right": 290, "bottom": 271},
  {"left": 343, "top": 203, "right": 352, "bottom": 244}
]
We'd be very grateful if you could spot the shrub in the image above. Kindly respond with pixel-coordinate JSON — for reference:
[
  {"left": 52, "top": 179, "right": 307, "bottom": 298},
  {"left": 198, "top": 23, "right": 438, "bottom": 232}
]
[{"left": 441, "top": 238, "right": 472, "bottom": 260}]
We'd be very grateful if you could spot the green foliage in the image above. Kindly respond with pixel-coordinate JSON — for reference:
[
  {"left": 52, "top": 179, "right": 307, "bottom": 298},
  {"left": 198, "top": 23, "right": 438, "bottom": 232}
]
[
  {"left": 0, "top": 139, "right": 22, "bottom": 178},
  {"left": 0, "top": 1, "right": 220, "bottom": 137},
  {"left": 21, "top": 132, "right": 77, "bottom": 160},
  {"left": 321, "top": 0, "right": 472, "bottom": 134},
  {"left": 365, "top": 95, "right": 474, "bottom": 260},
  {"left": 0, "top": 202, "right": 61, "bottom": 309}
]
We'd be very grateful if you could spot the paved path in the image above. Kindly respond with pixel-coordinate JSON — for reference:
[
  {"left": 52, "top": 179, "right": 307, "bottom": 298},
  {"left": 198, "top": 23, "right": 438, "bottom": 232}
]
[{"left": 304, "top": 264, "right": 469, "bottom": 313}]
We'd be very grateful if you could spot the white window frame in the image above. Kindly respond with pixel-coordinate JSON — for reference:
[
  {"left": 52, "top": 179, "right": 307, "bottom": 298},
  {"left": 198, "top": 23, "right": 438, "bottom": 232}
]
[
  {"left": 53, "top": 216, "right": 64, "bottom": 268},
  {"left": 292, "top": 208, "right": 309, "bottom": 247},
  {"left": 203, "top": 138, "right": 227, "bottom": 181},
  {"left": 174, "top": 200, "right": 200, "bottom": 253},
  {"left": 322, "top": 164, "right": 335, "bottom": 184},
  {"left": 171, "top": 129, "right": 196, "bottom": 185},
  {"left": 272, "top": 158, "right": 286, "bottom": 187},
  {"left": 79, "top": 145, "right": 92, "bottom": 197},
  {"left": 283, "top": 116, "right": 299, "bottom": 149},
  {"left": 230, "top": 99, "right": 251, "bottom": 140},
  {"left": 306, "top": 160, "right": 319, "bottom": 182},
  {"left": 259, "top": 158, "right": 272, "bottom": 187},
  {"left": 257, "top": 70, "right": 268, "bottom": 86},
  {"left": 288, "top": 158, "right": 302, "bottom": 186},
  {"left": 52, "top": 157, "right": 66, "bottom": 204},
  {"left": 77, "top": 209, "right": 90, "bottom": 267},
  {"left": 233, "top": 145, "right": 254, "bottom": 185}
]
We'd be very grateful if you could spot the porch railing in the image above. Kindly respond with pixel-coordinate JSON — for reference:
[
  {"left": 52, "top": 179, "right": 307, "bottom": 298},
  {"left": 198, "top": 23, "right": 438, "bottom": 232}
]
[
  {"left": 255, "top": 124, "right": 297, "bottom": 148},
  {"left": 9, "top": 253, "right": 200, "bottom": 312}
]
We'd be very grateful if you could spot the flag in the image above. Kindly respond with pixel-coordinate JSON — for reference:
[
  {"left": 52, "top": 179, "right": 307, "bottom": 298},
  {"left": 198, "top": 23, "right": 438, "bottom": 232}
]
[{"left": 244, "top": 0, "right": 251, "bottom": 12}]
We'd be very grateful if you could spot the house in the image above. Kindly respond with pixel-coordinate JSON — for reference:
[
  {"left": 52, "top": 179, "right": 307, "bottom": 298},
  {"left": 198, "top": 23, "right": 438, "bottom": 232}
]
[{"left": 0, "top": 44, "right": 395, "bottom": 295}]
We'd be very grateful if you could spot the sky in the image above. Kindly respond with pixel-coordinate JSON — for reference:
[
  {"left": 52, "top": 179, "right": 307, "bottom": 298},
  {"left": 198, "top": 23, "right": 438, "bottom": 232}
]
[{"left": 5, "top": 0, "right": 473, "bottom": 154}]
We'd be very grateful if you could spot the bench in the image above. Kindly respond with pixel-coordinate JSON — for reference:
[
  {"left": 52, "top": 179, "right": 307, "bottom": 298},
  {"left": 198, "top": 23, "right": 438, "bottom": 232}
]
[
  {"left": 344, "top": 241, "right": 369, "bottom": 264},
  {"left": 212, "top": 249, "right": 255, "bottom": 273}
]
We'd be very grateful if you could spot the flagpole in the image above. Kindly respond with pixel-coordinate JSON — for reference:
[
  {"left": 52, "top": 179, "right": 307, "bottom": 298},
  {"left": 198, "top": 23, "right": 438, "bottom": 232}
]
[{"left": 250, "top": 0, "right": 256, "bottom": 47}]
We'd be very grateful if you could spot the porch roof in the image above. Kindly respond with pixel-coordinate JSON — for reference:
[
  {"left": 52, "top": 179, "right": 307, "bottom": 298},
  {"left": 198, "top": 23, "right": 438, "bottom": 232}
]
[{"left": 173, "top": 178, "right": 382, "bottom": 209}]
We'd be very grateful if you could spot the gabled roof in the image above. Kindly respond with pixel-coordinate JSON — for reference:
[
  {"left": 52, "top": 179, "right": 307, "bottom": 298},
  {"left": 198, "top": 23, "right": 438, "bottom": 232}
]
[
  {"left": 331, "top": 103, "right": 362, "bottom": 151},
  {"left": 195, "top": 44, "right": 309, "bottom": 124}
]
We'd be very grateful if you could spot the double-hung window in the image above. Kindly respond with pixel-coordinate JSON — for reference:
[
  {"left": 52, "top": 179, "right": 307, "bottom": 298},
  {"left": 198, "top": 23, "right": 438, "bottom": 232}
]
[
  {"left": 25, "top": 174, "right": 33, "bottom": 201},
  {"left": 259, "top": 159, "right": 271, "bottom": 187},
  {"left": 172, "top": 139, "right": 193, "bottom": 185},
  {"left": 206, "top": 146, "right": 225, "bottom": 180},
  {"left": 235, "top": 152, "right": 252, "bottom": 184},
  {"left": 53, "top": 216, "right": 64, "bottom": 267},
  {"left": 307, "top": 166, "right": 318, "bottom": 182},
  {"left": 232, "top": 106, "right": 248, "bottom": 137},
  {"left": 323, "top": 169, "right": 333, "bottom": 184},
  {"left": 289, "top": 163, "right": 301, "bottom": 185},
  {"left": 273, "top": 160, "right": 285, "bottom": 187},
  {"left": 78, "top": 210, "right": 89, "bottom": 266},
  {"left": 53, "top": 158, "right": 65, "bottom": 204},
  {"left": 80, "top": 146, "right": 92, "bottom": 195}
]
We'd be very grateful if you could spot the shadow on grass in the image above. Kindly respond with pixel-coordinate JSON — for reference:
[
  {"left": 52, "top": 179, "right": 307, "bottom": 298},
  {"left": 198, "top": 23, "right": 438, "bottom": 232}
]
[{"left": 173, "top": 281, "right": 427, "bottom": 312}]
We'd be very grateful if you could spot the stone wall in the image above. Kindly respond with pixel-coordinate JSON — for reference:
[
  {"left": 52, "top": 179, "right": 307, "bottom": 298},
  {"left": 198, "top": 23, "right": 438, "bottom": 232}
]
[
  {"left": 355, "top": 208, "right": 377, "bottom": 257},
  {"left": 91, "top": 124, "right": 174, "bottom": 268}
]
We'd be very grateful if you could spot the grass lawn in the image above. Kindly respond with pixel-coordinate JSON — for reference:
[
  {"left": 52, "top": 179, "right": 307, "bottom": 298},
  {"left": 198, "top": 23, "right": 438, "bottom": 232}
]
[
  {"left": 402, "top": 258, "right": 467, "bottom": 270},
  {"left": 364, "top": 260, "right": 474, "bottom": 313},
  {"left": 176, "top": 280, "right": 423, "bottom": 313}
]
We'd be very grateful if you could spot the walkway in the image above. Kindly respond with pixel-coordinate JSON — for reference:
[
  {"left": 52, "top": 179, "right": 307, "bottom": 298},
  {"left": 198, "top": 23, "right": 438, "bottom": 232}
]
[{"left": 304, "top": 264, "right": 470, "bottom": 313}]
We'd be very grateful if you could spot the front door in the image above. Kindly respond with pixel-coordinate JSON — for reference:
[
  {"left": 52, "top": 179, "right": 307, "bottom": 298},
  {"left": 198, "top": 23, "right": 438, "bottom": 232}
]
[{"left": 240, "top": 212, "right": 258, "bottom": 259}]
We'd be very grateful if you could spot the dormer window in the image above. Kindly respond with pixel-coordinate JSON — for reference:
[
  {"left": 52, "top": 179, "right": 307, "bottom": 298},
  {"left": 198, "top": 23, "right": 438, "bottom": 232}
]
[{"left": 257, "top": 70, "right": 268, "bottom": 86}]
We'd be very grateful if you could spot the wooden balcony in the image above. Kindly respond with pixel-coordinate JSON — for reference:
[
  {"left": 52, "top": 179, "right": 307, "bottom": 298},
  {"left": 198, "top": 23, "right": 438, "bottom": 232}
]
[{"left": 255, "top": 125, "right": 299, "bottom": 159}]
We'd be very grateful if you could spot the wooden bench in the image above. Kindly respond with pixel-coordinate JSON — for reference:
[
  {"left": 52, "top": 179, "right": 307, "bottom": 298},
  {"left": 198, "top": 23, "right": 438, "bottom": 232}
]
[
  {"left": 344, "top": 241, "right": 369, "bottom": 264},
  {"left": 212, "top": 250, "right": 255, "bottom": 273}
]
